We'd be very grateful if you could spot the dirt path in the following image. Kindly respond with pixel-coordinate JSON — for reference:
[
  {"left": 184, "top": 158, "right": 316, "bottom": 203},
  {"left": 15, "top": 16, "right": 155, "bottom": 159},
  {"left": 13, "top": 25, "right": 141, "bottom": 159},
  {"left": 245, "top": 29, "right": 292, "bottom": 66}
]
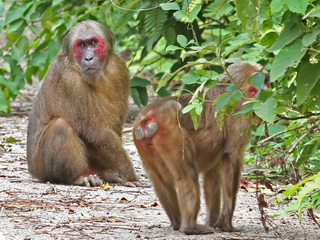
[{"left": 0, "top": 84, "right": 319, "bottom": 240}]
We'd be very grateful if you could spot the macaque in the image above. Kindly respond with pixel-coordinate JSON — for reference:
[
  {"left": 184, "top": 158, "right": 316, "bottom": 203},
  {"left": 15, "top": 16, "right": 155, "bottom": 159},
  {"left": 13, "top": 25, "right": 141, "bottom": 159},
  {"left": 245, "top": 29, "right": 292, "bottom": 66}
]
[
  {"left": 133, "top": 62, "right": 269, "bottom": 234},
  {"left": 27, "top": 20, "right": 139, "bottom": 187}
]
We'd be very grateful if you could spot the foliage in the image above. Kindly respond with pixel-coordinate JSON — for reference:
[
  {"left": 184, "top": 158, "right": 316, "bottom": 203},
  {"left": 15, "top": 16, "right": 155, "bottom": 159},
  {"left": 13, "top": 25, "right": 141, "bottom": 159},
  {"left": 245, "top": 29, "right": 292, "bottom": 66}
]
[
  {"left": 275, "top": 173, "right": 320, "bottom": 220},
  {"left": 1, "top": 0, "right": 320, "bottom": 224}
]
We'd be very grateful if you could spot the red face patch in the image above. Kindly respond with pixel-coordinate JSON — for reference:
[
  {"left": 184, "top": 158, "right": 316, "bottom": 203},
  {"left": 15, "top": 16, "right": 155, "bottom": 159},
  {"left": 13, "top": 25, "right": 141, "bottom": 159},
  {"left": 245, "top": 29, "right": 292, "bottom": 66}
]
[
  {"left": 73, "top": 36, "right": 107, "bottom": 64},
  {"left": 248, "top": 85, "right": 258, "bottom": 98},
  {"left": 92, "top": 36, "right": 106, "bottom": 61}
]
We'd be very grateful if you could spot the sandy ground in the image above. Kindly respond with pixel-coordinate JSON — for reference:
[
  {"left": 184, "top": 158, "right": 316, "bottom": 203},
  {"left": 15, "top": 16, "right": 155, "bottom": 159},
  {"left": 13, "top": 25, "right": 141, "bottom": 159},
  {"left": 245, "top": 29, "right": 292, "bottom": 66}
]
[{"left": 0, "top": 84, "right": 319, "bottom": 240}]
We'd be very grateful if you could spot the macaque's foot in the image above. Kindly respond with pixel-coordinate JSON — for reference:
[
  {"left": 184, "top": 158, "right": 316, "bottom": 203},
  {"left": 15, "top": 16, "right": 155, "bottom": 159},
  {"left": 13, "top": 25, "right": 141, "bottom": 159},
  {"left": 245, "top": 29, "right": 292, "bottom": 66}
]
[
  {"left": 99, "top": 170, "right": 143, "bottom": 187},
  {"left": 122, "top": 181, "right": 144, "bottom": 187},
  {"left": 74, "top": 174, "right": 104, "bottom": 187},
  {"left": 214, "top": 221, "right": 239, "bottom": 232},
  {"left": 181, "top": 224, "right": 214, "bottom": 235},
  {"left": 171, "top": 222, "right": 180, "bottom": 231}
]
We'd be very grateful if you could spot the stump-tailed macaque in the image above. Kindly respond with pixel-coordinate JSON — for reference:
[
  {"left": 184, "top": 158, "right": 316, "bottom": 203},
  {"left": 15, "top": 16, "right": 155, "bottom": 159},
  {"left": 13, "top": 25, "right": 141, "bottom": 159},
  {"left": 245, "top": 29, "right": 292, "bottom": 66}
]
[
  {"left": 27, "top": 20, "right": 139, "bottom": 187},
  {"left": 133, "top": 62, "right": 269, "bottom": 234}
]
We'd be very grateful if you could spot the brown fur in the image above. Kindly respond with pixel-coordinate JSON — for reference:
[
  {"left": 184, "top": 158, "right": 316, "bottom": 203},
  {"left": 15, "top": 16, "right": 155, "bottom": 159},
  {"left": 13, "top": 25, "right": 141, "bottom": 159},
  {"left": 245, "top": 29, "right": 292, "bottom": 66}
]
[
  {"left": 27, "top": 20, "right": 139, "bottom": 186},
  {"left": 133, "top": 62, "right": 268, "bottom": 234}
]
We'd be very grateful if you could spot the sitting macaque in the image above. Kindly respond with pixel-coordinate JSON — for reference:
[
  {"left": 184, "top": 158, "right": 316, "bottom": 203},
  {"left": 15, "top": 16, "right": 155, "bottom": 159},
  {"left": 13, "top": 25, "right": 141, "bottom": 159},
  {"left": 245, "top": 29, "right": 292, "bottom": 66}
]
[
  {"left": 133, "top": 62, "right": 269, "bottom": 234},
  {"left": 27, "top": 20, "right": 139, "bottom": 187}
]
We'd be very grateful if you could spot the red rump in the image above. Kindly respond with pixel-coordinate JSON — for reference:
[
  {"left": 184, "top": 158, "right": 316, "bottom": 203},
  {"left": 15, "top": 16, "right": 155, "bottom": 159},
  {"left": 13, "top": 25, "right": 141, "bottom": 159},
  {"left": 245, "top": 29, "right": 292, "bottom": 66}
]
[
  {"left": 73, "top": 36, "right": 107, "bottom": 63},
  {"left": 140, "top": 115, "right": 156, "bottom": 126},
  {"left": 147, "top": 115, "right": 155, "bottom": 122}
]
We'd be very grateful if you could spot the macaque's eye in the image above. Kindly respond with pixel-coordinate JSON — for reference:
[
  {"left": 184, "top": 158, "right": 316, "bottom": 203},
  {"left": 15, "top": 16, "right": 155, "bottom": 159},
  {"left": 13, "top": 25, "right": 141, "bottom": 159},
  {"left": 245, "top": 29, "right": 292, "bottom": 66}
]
[
  {"left": 90, "top": 39, "right": 98, "bottom": 47},
  {"left": 79, "top": 42, "right": 86, "bottom": 49},
  {"left": 265, "top": 75, "right": 270, "bottom": 84}
]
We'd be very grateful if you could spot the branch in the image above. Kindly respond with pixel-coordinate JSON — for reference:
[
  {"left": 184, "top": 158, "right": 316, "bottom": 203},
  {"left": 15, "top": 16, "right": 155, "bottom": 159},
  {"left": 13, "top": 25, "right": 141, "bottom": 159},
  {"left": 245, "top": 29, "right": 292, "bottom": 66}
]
[
  {"left": 109, "top": 0, "right": 167, "bottom": 12},
  {"left": 277, "top": 112, "right": 320, "bottom": 120},
  {"left": 287, "top": 123, "right": 318, "bottom": 155},
  {"left": 257, "top": 125, "right": 305, "bottom": 145}
]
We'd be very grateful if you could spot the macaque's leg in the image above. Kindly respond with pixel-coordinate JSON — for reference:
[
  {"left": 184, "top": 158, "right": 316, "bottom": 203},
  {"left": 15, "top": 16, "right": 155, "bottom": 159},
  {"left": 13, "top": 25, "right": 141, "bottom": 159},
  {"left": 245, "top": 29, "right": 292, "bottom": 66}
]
[
  {"left": 151, "top": 132, "right": 214, "bottom": 235},
  {"left": 87, "top": 129, "right": 139, "bottom": 186},
  {"left": 147, "top": 163, "right": 181, "bottom": 230},
  {"left": 204, "top": 162, "right": 221, "bottom": 227},
  {"left": 32, "top": 118, "right": 88, "bottom": 185},
  {"left": 214, "top": 151, "right": 242, "bottom": 231}
]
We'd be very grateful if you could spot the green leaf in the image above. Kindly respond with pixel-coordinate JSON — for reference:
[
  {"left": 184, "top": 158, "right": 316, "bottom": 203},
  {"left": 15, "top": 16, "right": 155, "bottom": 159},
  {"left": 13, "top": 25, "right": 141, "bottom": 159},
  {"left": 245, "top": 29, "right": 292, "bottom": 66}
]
[
  {"left": 130, "top": 77, "right": 150, "bottom": 87},
  {"left": 232, "top": 90, "right": 242, "bottom": 101},
  {"left": 4, "top": 2, "right": 33, "bottom": 25},
  {"left": 164, "top": 27, "right": 176, "bottom": 46},
  {"left": 270, "top": 0, "right": 286, "bottom": 14},
  {"left": 182, "top": 104, "right": 195, "bottom": 114},
  {"left": 203, "top": 0, "right": 233, "bottom": 18},
  {"left": 215, "top": 93, "right": 232, "bottom": 112},
  {"left": 270, "top": 39, "right": 307, "bottom": 82},
  {"left": 166, "top": 45, "right": 181, "bottom": 51},
  {"left": 226, "top": 85, "right": 237, "bottom": 93},
  {"left": 286, "top": 0, "right": 308, "bottom": 14},
  {"left": 260, "top": 31, "right": 279, "bottom": 47},
  {"left": 195, "top": 102, "right": 203, "bottom": 115},
  {"left": 250, "top": 72, "right": 266, "bottom": 90},
  {"left": 268, "top": 21, "right": 303, "bottom": 52},
  {"left": 190, "top": 4, "right": 201, "bottom": 21},
  {"left": 31, "top": 50, "right": 48, "bottom": 68},
  {"left": 0, "top": 76, "right": 20, "bottom": 96},
  {"left": 7, "top": 19, "right": 26, "bottom": 32},
  {"left": 156, "top": 73, "right": 174, "bottom": 91},
  {"left": 5, "top": 136, "right": 21, "bottom": 143},
  {"left": 29, "top": 25, "right": 41, "bottom": 36},
  {"left": 159, "top": 2, "right": 180, "bottom": 11},
  {"left": 0, "top": 89, "right": 9, "bottom": 114},
  {"left": 271, "top": 0, "right": 308, "bottom": 14},
  {"left": 177, "top": 35, "right": 188, "bottom": 47},
  {"left": 296, "top": 143, "right": 319, "bottom": 167},
  {"left": 190, "top": 108, "right": 200, "bottom": 130},
  {"left": 235, "top": 103, "right": 254, "bottom": 115},
  {"left": 181, "top": 72, "right": 200, "bottom": 85},
  {"left": 173, "top": 10, "right": 190, "bottom": 22},
  {"left": 131, "top": 87, "right": 148, "bottom": 108},
  {"left": 296, "top": 61, "right": 320, "bottom": 106},
  {"left": 306, "top": 8, "right": 320, "bottom": 18},
  {"left": 253, "top": 97, "right": 277, "bottom": 123},
  {"left": 302, "top": 28, "right": 320, "bottom": 46},
  {"left": 235, "top": 0, "right": 261, "bottom": 39}
]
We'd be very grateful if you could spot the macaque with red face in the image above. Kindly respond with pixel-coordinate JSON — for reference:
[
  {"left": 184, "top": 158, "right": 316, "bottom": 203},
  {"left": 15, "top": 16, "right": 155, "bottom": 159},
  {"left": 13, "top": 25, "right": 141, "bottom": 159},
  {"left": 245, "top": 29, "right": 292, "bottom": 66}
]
[
  {"left": 27, "top": 20, "right": 139, "bottom": 187},
  {"left": 133, "top": 62, "right": 269, "bottom": 234}
]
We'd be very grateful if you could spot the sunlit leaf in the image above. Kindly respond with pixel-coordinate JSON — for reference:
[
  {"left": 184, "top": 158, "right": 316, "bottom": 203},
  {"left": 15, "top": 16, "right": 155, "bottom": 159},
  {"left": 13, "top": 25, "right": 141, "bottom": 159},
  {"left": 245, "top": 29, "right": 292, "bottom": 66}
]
[
  {"left": 270, "top": 39, "right": 307, "bottom": 82},
  {"left": 296, "top": 61, "right": 320, "bottom": 106},
  {"left": 181, "top": 72, "right": 200, "bottom": 85},
  {"left": 130, "top": 77, "right": 150, "bottom": 87},
  {"left": 177, "top": 35, "right": 188, "bottom": 47},
  {"left": 253, "top": 97, "right": 277, "bottom": 123},
  {"left": 159, "top": 2, "right": 180, "bottom": 11}
]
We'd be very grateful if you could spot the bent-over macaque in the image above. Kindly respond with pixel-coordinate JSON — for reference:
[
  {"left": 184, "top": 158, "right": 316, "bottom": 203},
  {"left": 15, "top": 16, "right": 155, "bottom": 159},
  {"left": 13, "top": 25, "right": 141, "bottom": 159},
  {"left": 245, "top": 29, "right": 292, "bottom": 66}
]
[
  {"left": 27, "top": 20, "right": 139, "bottom": 187},
  {"left": 133, "top": 62, "right": 269, "bottom": 234}
]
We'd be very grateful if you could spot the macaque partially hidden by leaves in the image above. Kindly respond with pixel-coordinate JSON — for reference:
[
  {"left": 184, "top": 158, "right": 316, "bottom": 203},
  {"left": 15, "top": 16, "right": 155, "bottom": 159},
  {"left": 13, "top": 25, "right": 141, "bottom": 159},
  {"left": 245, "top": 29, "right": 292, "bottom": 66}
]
[{"left": 133, "top": 61, "right": 269, "bottom": 234}]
